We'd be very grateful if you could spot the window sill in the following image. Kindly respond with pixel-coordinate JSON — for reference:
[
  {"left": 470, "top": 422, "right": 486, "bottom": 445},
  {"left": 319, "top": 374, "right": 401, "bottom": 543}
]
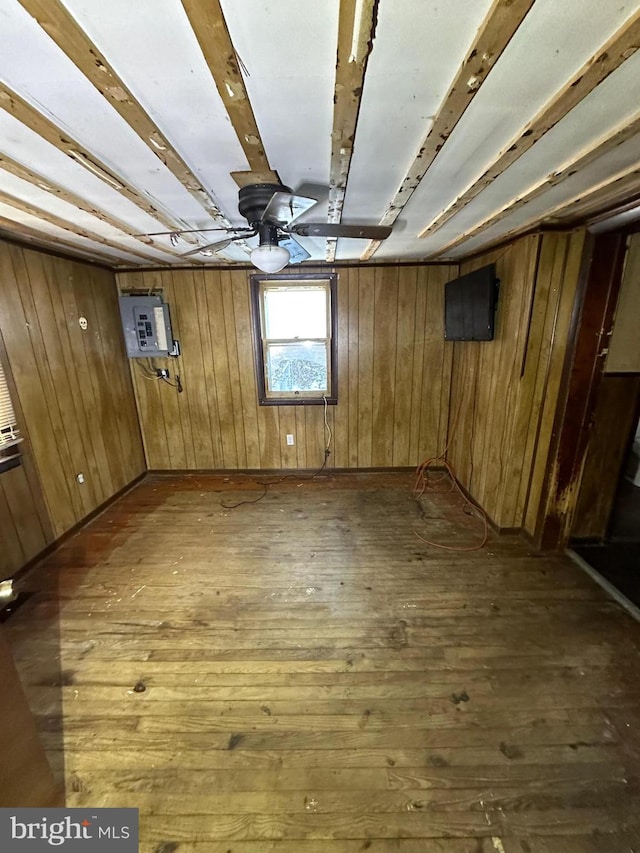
[
  {"left": 259, "top": 396, "right": 338, "bottom": 407},
  {"left": 0, "top": 452, "right": 22, "bottom": 475}
]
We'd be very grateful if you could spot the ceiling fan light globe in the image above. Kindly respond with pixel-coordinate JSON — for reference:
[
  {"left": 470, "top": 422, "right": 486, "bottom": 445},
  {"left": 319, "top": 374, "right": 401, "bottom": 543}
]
[{"left": 251, "top": 244, "right": 290, "bottom": 273}]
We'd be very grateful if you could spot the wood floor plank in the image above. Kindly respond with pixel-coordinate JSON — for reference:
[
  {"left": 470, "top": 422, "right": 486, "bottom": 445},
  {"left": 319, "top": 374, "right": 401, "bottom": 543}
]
[
  {"left": 55, "top": 741, "right": 621, "bottom": 771},
  {"left": 133, "top": 844, "right": 505, "bottom": 853},
  {"left": 4, "top": 471, "right": 640, "bottom": 852},
  {"left": 41, "top": 723, "right": 618, "bottom": 755}
]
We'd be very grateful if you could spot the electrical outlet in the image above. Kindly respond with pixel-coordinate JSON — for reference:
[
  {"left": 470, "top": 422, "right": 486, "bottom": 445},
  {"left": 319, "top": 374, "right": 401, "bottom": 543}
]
[
  {"left": 286, "top": 434, "right": 295, "bottom": 446},
  {"left": 156, "top": 368, "right": 170, "bottom": 379}
]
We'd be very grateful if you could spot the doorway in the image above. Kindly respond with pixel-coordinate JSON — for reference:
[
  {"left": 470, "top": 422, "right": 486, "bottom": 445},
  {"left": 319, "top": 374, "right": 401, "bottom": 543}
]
[
  {"left": 571, "top": 391, "right": 640, "bottom": 608},
  {"left": 568, "top": 230, "right": 640, "bottom": 607}
]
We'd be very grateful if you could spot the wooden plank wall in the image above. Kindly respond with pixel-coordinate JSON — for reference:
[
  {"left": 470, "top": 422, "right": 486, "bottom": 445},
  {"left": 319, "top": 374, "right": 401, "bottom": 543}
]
[
  {"left": 0, "top": 324, "right": 51, "bottom": 574},
  {"left": 0, "top": 240, "right": 146, "bottom": 576},
  {"left": 117, "top": 264, "right": 457, "bottom": 471},
  {"left": 606, "top": 232, "right": 640, "bottom": 373},
  {"left": 447, "top": 230, "right": 586, "bottom": 532},
  {"left": 571, "top": 375, "right": 640, "bottom": 540}
]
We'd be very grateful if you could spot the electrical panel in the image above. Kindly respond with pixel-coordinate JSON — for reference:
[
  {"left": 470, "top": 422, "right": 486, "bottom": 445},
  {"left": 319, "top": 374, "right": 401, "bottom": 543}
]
[{"left": 118, "top": 295, "right": 173, "bottom": 358}]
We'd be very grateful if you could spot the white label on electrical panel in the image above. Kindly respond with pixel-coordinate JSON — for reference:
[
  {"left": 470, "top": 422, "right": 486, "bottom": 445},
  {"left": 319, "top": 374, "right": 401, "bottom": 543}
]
[{"left": 154, "top": 306, "right": 168, "bottom": 351}]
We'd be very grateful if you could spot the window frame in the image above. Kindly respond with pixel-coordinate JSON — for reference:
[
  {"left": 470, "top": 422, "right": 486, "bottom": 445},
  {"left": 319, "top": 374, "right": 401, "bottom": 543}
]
[
  {"left": 250, "top": 272, "right": 338, "bottom": 406},
  {"left": 0, "top": 357, "right": 22, "bottom": 475}
]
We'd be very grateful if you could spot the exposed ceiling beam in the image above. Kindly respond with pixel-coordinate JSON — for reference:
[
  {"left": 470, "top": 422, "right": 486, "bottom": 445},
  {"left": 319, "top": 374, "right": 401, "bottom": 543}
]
[
  {"left": 431, "top": 114, "right": 640, "bottom": 256},
  {"left": 326, "top": 0, "right": 379, "bottom": 262},
  {"left": 0, "top": 189, "right": 171, "bottom": 265},
  {"left": 441, "top": 160, "right": 640, "bottom": 259},
  {"left": 418, "top": 8, "right": 640, "bottom": 240},
  {"left": 180, "top": 0, "right": 271, "bottom": 178},
  {"left": 360, "top": 0, "right": 535, "bottom": 261},
  {"left": 548, "top": 164, "right": 640, "bottom": 225},
  {"left": 0, "top": 153, "right": 188, "bottom": 261},
  {"left": 17, "top": 0, "right": 236, "bottom": 228},
  {"left": 0, "top": 82, "right": 196, "bottom": 239},
  {"left": 0, "top": 213, "right": 126, "bottom": 267},
  {"left": 230, "top": 170, "right": 280, "bottom": 188}
]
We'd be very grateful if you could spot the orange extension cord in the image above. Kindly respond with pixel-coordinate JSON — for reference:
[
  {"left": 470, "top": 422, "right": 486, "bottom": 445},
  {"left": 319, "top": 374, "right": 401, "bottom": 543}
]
[{"left": 412, "top": 389, "right": 488, "bottom": 552}]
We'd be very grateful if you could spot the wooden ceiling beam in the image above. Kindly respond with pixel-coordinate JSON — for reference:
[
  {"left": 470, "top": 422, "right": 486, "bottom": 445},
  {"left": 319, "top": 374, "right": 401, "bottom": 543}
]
[
  {"left": 440, "top": 161, "right": 640, "bottom": 259},
  {"left": 0, "top": 153, "right": 189, "bottom": 261},
  {"left": 180, "top": 0, "right": 271, "bottom": 177},
  {"left": 547, "top": 165, "right": 640, "bottom": 225},
  {"left": 431, "top": 115, "right": 640, "bottom": 257},
  {"left": 418, "top": 8, "right": 640, "bottom": 240},
  {"left": 0, "top": 189, "right": 171, "bottom": 265},
  {"left": 0, "top": 214, "right": 127, "bottom": 267},
  {"left": 17, "top": 0, "right": 236, "bottom": 228},
  {"left": 326, "top": 0, "right": 379, "bottom": 262},
  {"left": 0, "top": 82, "right": 197, "bottom": 240},
  {"left": 360, "top": 0, "right": 535, "bottom": 262}
]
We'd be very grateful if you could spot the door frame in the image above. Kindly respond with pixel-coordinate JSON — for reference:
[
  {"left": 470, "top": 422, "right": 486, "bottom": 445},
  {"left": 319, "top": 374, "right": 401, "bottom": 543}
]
[{"left": 533, "top": 231, "right": 628, "bottom": 549}]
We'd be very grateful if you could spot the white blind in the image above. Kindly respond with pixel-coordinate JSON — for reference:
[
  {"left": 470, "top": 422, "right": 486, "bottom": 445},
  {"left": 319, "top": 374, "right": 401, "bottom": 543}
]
[{"left": 0, "top": 360, "right": 21, "bottom": 449}]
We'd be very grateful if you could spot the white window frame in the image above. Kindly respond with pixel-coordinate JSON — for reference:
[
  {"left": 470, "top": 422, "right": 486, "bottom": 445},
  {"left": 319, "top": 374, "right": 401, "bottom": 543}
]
[{"left": 0, "top": 358, "right": 22, "bottom": 471}]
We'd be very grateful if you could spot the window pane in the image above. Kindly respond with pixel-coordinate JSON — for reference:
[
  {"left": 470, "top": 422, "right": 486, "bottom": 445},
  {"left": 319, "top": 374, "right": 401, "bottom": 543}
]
[
  {"left": 0, "top": 360, "right": 20, "bottom": 448},
  {"left": 263, "top": 287, "right": 327, "bottom": 339},
  {"left": 266, "top": 342, "right": 328, "bottom": 393}
]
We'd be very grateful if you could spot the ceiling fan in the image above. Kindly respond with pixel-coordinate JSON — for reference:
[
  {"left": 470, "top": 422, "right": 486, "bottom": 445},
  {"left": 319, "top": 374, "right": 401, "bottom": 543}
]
[{"left": 145, "top": 183, "right": 393, "bottom": 272}]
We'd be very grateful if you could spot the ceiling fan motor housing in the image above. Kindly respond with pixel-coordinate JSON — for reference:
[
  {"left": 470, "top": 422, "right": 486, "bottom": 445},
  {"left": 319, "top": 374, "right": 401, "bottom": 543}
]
[{"left": 238, "top": 183, "right": 292, "bottom": 228}]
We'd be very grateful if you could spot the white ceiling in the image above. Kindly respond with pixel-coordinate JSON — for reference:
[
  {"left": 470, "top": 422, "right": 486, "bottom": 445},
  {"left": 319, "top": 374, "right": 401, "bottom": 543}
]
[{"left": 0, "top": 0, "right": 639, "bottom": 268}]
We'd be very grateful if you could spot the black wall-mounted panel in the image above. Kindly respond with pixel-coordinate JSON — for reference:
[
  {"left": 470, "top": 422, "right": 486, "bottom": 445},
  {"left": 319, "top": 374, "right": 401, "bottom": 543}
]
[{"left": 444, "top": 263, "right": 499, "bottom": 341}]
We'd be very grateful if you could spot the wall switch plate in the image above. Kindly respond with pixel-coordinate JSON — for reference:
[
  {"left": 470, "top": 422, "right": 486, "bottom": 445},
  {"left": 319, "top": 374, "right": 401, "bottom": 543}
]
[{"left": 286, "top": 434, "right": 295, "bottom": 446}]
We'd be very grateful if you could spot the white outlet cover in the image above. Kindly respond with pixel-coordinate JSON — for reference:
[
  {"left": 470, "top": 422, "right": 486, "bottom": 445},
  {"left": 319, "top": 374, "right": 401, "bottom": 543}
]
[{"left": 78, "top": 316, "right": 88, "bottom": 330}]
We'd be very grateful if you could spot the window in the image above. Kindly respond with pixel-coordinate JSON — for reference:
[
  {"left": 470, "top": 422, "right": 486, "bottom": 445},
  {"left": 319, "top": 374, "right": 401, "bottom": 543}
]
[
  {"left": 0, "top": 359, "right": 21, "bottom": 473},
  {"left": 251, "top": 273, "right": 337, "bottom": 405}
]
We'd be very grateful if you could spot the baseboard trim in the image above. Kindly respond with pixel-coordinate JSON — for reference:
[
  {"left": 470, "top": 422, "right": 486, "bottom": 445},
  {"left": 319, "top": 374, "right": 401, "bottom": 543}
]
[
  {"left": 146, "top": 467, "right": 530, "bottom": 536},
  {"left": 444, "top": 475, "right": 520, "bottom": 537},
  {"left": 147, "top": 466, "right": 423, "bottom": 476}
]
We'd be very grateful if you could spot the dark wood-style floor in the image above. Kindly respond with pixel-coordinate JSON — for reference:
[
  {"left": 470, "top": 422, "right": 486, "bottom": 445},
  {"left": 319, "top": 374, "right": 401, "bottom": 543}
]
[{"left": 5, "top": 471, "right": 640, "bottom": 852}]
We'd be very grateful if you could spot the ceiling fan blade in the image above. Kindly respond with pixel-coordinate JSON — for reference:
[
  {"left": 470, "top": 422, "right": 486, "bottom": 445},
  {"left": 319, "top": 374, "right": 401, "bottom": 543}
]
[
  {"left": 293, "top": 182, "right": 330, "bottom": 204},
  {"left": 288, "top": 223, "right": 393, "bottom": 240},
  {"left": 261, "top": 192, "right": 318, "bottom": 226},
  {"left": 181, "top": 233, "right": 253, "bottom": 258},
  {"left": 279, "top": 235, "right": 311, "bottom": 265}
]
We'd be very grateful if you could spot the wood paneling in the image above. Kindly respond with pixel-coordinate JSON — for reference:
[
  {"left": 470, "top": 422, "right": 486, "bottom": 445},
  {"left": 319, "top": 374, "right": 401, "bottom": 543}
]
[
  {"left": 118, "top": 264, "right": 457, "bottom": 471},
  {"left": 606, "top": 233, "right": 640, "bottom": 373},
  {"left": 0, "top": 465, "right": 48, "bottom": 575},
  {"left": 0, "top": 239, "right": 145, "bottom": 575},
  {"left": 522, "top": 230, "right": 587, "bottom": 537},
  {"left": 447, "top": 231, "right": 586, "bottom": 531},
  {"left": 0, "top": 324, "right": 52, "bottom": 577},
  {"left": 538, "top": 233, "right": 627, "bottom": 549},
  {"left": 571, "top": 375, "right": 640, "bottom": 540}
]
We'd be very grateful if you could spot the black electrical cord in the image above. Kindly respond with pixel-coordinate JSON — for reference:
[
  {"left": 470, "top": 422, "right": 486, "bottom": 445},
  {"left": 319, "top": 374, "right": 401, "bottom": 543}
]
[
  {"left": 161, "top": 375, "right": 183, "bottom": 393},
  {"left": 220, "top": 449, "right": 330, "bottom": 509}
]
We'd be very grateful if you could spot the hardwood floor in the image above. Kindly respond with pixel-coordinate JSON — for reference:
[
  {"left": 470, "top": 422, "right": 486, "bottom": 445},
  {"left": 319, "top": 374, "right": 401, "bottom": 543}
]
[{"left": 5, "top": 471, "right": 640, "bottom": 852}]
